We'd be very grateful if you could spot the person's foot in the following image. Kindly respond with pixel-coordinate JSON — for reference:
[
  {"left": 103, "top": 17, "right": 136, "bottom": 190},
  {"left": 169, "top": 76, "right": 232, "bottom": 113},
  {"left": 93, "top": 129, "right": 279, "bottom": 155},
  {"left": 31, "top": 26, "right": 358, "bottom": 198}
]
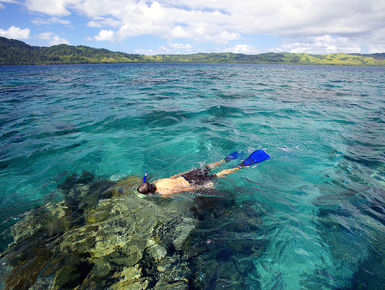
[{"left": 224, "top": 151, "right": 239, "bottom": 162}]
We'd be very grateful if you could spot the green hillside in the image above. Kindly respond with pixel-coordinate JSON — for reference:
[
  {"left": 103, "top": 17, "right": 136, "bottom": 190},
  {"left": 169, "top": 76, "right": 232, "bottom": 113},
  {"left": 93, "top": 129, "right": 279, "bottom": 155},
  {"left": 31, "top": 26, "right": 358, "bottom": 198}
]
[{"left": 1, "top": 37, "right": 384, "bottom": 66}]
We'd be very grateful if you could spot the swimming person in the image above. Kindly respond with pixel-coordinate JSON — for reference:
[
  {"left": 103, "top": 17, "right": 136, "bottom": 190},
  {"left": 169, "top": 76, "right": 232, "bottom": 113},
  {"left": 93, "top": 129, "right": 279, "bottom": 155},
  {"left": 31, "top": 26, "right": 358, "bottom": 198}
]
[{"left": 137, "top": 149, "right": 270, "bottom": 197}]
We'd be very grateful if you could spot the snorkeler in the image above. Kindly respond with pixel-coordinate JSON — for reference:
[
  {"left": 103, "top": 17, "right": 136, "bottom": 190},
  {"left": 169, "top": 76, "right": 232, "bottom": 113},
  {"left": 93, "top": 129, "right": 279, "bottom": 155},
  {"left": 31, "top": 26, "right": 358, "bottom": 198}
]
[{"left": 137, "top": 149, "right": 270, "bottom": 197}]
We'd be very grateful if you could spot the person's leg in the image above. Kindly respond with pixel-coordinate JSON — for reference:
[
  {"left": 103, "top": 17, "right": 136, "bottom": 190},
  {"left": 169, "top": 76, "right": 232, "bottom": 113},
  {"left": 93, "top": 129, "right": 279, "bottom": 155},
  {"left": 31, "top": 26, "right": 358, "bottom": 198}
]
[
  {"left": 171, "top": 151, "right": 239, "bottom": 179},
  {"left": 206, "top": 159, "right": 226, "bottom": 169},
  {"left": 215, "top": 167, "right": 241, "bottom": 178},
  {"left": 206, "top": 151, "right": 240, "bottom": 169},
  {"left": 170, "top": 165, "right": 213, "bottom": 179}
]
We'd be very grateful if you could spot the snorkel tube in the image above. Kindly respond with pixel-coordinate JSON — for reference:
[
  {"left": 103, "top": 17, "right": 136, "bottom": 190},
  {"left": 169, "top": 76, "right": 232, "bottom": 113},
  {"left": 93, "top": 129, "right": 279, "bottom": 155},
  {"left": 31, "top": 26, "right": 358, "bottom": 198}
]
[{"left": 137, "top": 171, "right": 156, "bottom": 194}]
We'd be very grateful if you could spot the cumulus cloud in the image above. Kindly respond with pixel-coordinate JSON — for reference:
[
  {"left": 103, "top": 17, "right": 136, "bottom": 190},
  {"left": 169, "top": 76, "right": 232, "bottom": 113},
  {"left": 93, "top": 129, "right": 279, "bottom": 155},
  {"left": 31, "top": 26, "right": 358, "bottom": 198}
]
[
  {"left": 38, "top": 32, "right": 69, "bottom": 45},
  {"left": 25, "top": 0, "right": 78, "bottom": 16},
  {"left": 22, "top": 0, "right": 385, "bottom": 52},
  {"left": 94, "top": 29, "right": 115, "bottom": 41},
  {"left": 134, "top": 48, "right": 157, "bottom": 55},
  {"left": 135, "top": 42, "right": 193, "bottom": 55},
  {"left": 226, "top": 44, "right": 261, "bottom": 54},
  {"left": 87, "top": 17, "right": 120, "bottom": 28},
  {"left": 281, "top": 35, "right": 362, "bottom": 54},
  {"left": 0, "top": 26, "right": 30, "bottom": 39},
  {"left": 167, "top": 42, "right": 192, "bottom": 52},
  {"left": 170, "top": 26, "right": 191, "bottom": 39}
]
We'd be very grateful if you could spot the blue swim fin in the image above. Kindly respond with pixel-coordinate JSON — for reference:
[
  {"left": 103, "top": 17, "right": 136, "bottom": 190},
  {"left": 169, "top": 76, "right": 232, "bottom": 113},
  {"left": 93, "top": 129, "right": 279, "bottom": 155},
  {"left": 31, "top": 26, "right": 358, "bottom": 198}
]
[
  {"left": 238, "top": 149, "right": 270, "bottom": 167},
  {"left": 224, "top": 151, "right": 240, "bottom": 162}
]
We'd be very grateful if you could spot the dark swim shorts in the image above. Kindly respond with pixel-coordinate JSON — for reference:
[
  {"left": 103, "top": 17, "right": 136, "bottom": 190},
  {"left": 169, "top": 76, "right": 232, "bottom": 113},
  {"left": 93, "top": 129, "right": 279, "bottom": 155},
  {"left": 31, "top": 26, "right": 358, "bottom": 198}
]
[{"left": 181, "top": 167, "right": 217, "bottom": 186}]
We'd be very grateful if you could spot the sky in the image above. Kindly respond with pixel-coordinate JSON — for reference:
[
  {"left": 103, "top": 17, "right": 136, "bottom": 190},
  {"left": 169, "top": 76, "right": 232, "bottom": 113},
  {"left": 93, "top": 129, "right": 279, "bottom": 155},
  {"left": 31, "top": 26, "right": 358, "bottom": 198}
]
[{"left": 0, "top": 0, "right": 384, "bottom": 55}]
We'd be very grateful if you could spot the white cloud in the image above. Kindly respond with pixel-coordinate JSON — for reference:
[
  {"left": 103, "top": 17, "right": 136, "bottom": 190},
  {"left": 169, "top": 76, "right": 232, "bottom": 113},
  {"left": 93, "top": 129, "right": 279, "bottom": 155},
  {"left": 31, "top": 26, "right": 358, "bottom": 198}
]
[
  {"left": 22, "top": 0, "right": 385, "bottom": 52},
  {"left": 32, "top": 16, "right": 71, "bottom": 26},
  {"left": 94, "top": 29, "right": 115, "bottom": 41},
  {"left": 135, "top": 42, "right": 193, "bottom": 54},
  {"left": 87, "top": 17, "right": 120, "bottom": 28},
  {"left": 226, "top": 44, "right": 260, "bottom": 54},
  {"left": 215, "top": 31, "right": 240, "bottom": 43},
  {"left": 87, "top": 21, "right": 101, "bottom": 28},
  {"left": 0, "top": 1, "right": 16, "bottom": 9},
  {"left": 368, "top": 46, "right": 385, "bottom": 53},
  {"left": 366, "top": 28, "right": 385, "bottom": 53},
  {"left": 0, "top": 0, "right": 17, "bottom": 4},
  {"left": 168, "top": 42, "right": 192, "bottom": 52},
  {"left": 25, "top": 0, "right": 78, "bottom": 16},
  {"left": 0, "top": 0, "right": 17, "bottom": 9},
  {"left": 0, "top": 26, "right": 30, "bottom": 39},
  {"left": 281, "top": 35, "right": 362, "bottom": 54},
  {"left": 170, "top": 26, "right": 191, "bottom": 38},
  {"left": 134, "top": 48, "right": 158, "bottom": 55},
  {"left": 38, "top": 32, "right": 69, "bottom": 45}
]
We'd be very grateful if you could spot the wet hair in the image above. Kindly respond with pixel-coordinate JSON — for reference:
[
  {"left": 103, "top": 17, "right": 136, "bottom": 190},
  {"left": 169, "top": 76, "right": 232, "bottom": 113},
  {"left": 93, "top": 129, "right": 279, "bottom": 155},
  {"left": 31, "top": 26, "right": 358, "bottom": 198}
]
[{"left": 137, "top": 182, "right": 156, "bottom": 194}]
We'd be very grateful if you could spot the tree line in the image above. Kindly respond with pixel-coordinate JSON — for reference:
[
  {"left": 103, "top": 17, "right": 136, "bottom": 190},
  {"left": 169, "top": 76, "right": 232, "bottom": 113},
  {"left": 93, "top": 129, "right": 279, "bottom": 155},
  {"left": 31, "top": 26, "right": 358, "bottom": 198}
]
[{"left": 1, "top": 37, "right": 384, "bottom": 66}]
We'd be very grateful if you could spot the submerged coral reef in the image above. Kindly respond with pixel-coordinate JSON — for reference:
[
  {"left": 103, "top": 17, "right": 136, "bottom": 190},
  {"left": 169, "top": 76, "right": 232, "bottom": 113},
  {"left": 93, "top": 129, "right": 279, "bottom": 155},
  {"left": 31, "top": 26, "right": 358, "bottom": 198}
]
[{"left": 0, "top": 171, "right": 264, "bottom": 289}]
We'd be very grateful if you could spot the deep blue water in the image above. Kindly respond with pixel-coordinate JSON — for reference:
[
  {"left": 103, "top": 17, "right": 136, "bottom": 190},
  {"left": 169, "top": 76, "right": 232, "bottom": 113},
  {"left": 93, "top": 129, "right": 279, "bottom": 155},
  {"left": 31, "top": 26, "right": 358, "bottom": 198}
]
[{"left": 1, "top": 63, "right": 385, "bottom": 288}]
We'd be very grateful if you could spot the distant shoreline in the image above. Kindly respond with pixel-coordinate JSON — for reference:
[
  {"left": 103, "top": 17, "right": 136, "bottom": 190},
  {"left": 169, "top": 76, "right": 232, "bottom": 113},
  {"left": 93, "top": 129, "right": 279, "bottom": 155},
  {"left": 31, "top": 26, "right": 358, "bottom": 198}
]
[
  {"left": 1, "top": 36, "right": 385, "bottom": 67},
  {"left": 2, "top": 63, "right": 385, "bottom": 69}
]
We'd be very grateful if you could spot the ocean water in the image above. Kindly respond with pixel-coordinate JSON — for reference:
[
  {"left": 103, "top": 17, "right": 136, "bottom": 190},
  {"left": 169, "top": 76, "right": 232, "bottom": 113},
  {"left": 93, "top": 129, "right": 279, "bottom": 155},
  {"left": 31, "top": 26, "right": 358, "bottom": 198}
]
[{"left": 0, "top": 63, "right": 384, "bottom": 288}]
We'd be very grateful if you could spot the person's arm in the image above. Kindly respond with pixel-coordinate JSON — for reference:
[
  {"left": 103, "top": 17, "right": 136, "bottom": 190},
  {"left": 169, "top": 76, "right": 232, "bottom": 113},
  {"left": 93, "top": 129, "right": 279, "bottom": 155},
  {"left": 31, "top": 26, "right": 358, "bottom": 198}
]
[{"left": 215, "top": 167, "right": 241, "bottom": 178}]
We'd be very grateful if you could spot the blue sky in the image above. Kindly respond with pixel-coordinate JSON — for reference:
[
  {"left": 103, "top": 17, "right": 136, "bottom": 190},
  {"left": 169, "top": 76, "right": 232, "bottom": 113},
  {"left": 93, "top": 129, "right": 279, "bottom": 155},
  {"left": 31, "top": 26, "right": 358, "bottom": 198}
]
[{"left": 1, "top": 0, "right": 384, "bottom": 55}]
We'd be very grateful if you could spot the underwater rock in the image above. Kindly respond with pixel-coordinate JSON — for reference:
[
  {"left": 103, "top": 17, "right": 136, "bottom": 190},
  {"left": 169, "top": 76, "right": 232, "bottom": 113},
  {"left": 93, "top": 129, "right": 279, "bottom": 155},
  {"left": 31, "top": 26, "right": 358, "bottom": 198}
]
[
  {"left": 107, "top": 264, "right": 149, "bottom": 289},
  {"left": 58, "top": 170, "right": 95, "bottom": 192},
  {"left": 0, "top": 174, "right": 198, "bottom": 289},
  {"left": 156, "top": 217, "right": 197, "bottom": 252},
  {"left": 0, "top": 202, "right": 72, "bottom": 289},
  {"left": 183, "top": 196, "right": 265, "bottom": 289},
  {"left": 174, "top": 221, "right": 196, "bottom": 251},
  {"left": 147, "top": 238, "right": 168, "bottom": 261},
  {"left": 53, "top": 259, "right": 93, "bottom": 289},
  {"left": 109, "top": 176, "right": 143, "bottom": 197},
  {"left": 190, "top": 189, "right": 235, "bottom": 221},
  {"left": 154, "top": 255, "right": 190, "bottom": 289},
  {"left": 3, "top": 246, "right": 52, "bottom": 290},
  {"left": 1, "top": 174, "right": 265, "bottom": 290},
  {"left": 9, "top": 202, "right": 70, "bottom": 245}
]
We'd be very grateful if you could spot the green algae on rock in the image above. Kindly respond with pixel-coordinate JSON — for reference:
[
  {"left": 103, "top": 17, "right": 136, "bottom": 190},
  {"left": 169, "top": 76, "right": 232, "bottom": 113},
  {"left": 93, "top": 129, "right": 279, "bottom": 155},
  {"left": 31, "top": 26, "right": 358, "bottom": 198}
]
[{"left": 0, "top": 173, "right": 197, "bottom": 289}]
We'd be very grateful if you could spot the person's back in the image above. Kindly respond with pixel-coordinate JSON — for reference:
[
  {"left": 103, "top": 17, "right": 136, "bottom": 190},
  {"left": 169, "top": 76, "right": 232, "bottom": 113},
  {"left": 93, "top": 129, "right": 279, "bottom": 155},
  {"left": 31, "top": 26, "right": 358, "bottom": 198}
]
[{"left": 154, "top": 177, "right": 194, "bottom": 196}]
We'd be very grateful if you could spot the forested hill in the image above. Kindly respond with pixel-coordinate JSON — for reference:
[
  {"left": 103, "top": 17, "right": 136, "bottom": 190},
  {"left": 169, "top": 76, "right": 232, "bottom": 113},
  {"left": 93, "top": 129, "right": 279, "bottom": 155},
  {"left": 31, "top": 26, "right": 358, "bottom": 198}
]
[{"left": 1, "top": 36, "right": 385, "bottom": 66}]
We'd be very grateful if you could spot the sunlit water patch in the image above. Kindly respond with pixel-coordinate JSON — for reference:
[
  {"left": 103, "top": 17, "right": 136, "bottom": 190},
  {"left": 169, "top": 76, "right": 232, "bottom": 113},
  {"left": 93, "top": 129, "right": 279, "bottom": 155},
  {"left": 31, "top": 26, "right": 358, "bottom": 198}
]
[{"left": 0, "top": 64, "right": 384, "bottom": 289}]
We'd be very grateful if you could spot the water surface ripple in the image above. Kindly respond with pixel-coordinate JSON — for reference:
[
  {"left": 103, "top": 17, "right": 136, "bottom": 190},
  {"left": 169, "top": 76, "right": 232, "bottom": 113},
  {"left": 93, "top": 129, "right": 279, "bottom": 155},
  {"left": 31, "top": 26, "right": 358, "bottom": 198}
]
[{"left": 0, "top": 63, "right": 384, "bottom": 288}]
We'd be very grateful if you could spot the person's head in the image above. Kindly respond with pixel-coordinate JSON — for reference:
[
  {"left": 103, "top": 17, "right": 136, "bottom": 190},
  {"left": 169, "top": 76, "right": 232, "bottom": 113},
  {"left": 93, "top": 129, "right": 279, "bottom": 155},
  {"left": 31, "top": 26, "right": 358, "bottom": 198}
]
[{"left": 137, "top": 182, "right": 156, "bottom": 194}]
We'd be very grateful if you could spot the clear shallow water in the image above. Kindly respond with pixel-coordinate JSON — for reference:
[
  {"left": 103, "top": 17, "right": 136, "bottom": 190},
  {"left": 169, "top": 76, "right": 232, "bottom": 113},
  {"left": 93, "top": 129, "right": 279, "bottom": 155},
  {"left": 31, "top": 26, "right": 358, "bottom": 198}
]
[{"left": 0, "top": 63, "right": 384, "bottom": 288}]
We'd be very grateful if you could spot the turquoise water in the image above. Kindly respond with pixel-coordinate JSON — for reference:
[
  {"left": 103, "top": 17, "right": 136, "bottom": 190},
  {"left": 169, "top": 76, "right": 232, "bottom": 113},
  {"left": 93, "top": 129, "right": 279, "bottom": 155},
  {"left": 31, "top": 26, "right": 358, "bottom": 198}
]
[{"left": 1, "top": 63, "right": 385, "bottom": 288}]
